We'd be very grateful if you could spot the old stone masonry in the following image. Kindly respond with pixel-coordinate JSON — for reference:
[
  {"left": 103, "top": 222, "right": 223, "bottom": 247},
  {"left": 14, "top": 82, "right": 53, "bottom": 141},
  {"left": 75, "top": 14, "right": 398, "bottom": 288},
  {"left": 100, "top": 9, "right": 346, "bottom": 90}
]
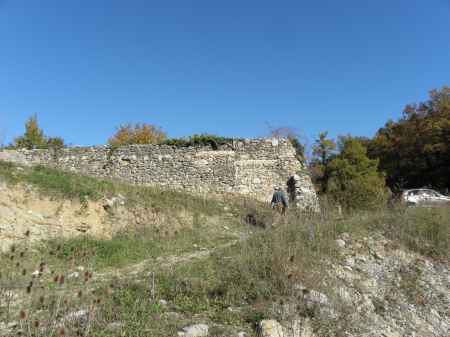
[{"left": 0, "top": 138, "right": 318, "bottom": 210}]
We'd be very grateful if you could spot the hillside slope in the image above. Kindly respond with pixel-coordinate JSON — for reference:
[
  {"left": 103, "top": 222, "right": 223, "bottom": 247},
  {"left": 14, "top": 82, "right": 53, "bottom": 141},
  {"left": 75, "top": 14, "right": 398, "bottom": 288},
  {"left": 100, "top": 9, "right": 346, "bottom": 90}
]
[{"left": 0, "top": 161, "right": 449, "bottom": 337}]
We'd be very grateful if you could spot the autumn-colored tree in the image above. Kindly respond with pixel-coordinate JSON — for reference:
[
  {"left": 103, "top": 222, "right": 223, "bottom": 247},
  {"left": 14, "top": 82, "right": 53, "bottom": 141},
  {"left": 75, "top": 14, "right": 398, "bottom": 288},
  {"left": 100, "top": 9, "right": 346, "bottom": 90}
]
[
  {"left": 14, "top": 114, "right": 48, "bottom": 149},
  {"left": 13, "top": 115, "right": 65, "bottom": 150},
  {"left": 326, "top": 137, "right": 388, "bottom": 210},
  {"left": 108, "top": 123, "right": 167, "bottom": 147},
  {"left": 368, "top": 86, "right": 450, "bottom": 191}
]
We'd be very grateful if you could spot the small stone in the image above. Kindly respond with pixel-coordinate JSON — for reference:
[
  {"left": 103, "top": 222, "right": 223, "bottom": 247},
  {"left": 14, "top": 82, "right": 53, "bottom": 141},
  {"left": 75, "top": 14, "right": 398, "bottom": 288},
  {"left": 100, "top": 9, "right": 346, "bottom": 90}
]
[
  {"left": 180, "top": 324, "right": 209, "bottom": 337},
  {"left": 335, "top": 239, "right": 346, "bottom": 248},
  {"left": 61, "top": 309, "right": 89, "bottom": 326},
  {"left": 68, "top": 271, "right": 79, "bottom": 279},
  {"left": 258, "top": 320, "right": 284, "bottom": 337}
]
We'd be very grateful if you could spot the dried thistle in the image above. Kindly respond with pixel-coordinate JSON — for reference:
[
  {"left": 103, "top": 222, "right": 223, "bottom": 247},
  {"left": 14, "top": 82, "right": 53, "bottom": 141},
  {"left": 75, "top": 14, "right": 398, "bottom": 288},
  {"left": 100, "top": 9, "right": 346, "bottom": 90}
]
[
  {"left": 58, "top": 327, "right": 65, "bottom": 336},
  {"left": 20, "top": 251, "right": 25, "bottom": 258},
  {"left": 33, "top": 320, "right": 40, "bottom": 328},
  {"left": 10, "top": 245, "right": 16, "bottom": 253},
  {"left": 54, "top": 275, "right": 59, "bottom": 283},
  {"left": 22, "top": 269, "right": 27, "bottom": 276},
  {"left": 77, "top": 290, "right": 83, "bottom": 298},
  {"left": 24, "top": 230, "right": 30, "bottom": 237},
  {"left": 58, "top": 275, "right": 65, "bottom": 285},
  {"left": 19, "top": 310, "right": 27, "bottom": 320}
]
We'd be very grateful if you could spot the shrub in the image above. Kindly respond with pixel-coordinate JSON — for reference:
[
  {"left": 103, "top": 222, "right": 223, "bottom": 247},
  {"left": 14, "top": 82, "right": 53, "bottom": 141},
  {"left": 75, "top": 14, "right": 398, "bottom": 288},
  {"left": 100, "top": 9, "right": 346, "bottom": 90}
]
[
  {"left": 108, "top": 123, "right": 167, "bottom": 147},
  {"left": 163, "top": 134, "right": 236, "bottom": 149},
  {"left": 326, "top": 138, "right": 388, "bottom": 211}
]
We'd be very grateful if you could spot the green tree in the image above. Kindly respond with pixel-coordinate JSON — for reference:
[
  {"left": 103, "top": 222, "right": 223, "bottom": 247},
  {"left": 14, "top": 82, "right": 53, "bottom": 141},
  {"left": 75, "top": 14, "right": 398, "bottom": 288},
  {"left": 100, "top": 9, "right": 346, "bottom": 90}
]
[
  {"left": 312, "top": 131, "right": 336, "bottom": 165},
  {"left": 14, "top": 114, "right": 48, "bottom": 149},
  {"left": 368, "top": 86, "right": 450, "bottom": 190},
  {"left": 309, "top": 131, "right": 337, "bottom": 192},
  {"left": 326, "top": 138, "right": 388, "bottom": 211}
]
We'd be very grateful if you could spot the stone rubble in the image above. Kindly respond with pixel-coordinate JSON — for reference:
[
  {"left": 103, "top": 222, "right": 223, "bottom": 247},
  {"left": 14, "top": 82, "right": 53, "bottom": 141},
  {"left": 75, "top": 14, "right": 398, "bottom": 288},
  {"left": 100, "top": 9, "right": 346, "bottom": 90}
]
[{"left": 263, "top": 233, "right": 449, "bottom": 337}]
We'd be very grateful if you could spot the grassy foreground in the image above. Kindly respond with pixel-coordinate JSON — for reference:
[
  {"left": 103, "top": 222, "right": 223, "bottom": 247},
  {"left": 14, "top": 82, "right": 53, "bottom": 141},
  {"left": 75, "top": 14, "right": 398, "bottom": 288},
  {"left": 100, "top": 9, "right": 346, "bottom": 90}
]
[{"left": 0, "top": 161, "right": 449, "bottom": 336}]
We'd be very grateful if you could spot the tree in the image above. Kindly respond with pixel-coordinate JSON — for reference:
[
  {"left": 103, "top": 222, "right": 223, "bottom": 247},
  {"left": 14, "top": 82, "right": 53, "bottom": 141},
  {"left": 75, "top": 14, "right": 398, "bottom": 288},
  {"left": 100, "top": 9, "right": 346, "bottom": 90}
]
[
  {"left": 309, "top": 131, "right": 337, "bottom": 192},
  {"left": 14, "top": 114, "right": 48, "bottom": 149},
  {"left": 312, "top": 131, "right": 336, "bottom": 166},
  {"left": 368, "top": 86, "right": 450, "bottom": 191},
  {"left": 326, "top": 138, "right": 388, "bottom": 211},
  {"left": 108, "top": 123, "right": 167, "bottom": 147}
]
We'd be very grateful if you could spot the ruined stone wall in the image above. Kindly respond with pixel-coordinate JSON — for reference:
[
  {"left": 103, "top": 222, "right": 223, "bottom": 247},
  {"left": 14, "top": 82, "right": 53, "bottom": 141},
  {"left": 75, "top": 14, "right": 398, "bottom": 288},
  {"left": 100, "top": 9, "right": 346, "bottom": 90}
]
[{"left": 0, "top": 139, "right": 318, "bottom": 209}]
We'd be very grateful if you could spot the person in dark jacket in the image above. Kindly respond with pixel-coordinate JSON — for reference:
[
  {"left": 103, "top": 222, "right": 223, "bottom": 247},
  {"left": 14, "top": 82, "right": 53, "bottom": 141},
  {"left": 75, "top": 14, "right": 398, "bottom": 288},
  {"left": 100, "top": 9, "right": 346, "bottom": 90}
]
[{"left": 271, "top": 187, "right": 288, "bottom": 215}]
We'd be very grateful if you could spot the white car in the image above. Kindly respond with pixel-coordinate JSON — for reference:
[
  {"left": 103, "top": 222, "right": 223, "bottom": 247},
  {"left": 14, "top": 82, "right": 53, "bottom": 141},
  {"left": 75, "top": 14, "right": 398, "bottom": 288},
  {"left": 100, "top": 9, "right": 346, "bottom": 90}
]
[{"left": 401, "top": 189, "right": 450, "bottom": 207}]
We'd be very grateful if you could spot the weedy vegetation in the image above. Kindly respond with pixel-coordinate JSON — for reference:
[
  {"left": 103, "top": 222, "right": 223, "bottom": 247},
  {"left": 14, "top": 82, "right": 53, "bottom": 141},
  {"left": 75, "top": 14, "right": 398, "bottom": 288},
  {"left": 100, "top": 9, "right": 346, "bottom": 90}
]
[{"left": 0, "top": 161, "right": 449, "bottom": 336}]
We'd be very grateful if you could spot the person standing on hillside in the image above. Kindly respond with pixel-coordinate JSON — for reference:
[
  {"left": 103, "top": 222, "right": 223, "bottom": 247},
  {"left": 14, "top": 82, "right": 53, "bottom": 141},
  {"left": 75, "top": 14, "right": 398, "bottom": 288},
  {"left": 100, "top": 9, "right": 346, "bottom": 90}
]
[{"left": 271, "top": 186, "right": 288, "bottom": 215}]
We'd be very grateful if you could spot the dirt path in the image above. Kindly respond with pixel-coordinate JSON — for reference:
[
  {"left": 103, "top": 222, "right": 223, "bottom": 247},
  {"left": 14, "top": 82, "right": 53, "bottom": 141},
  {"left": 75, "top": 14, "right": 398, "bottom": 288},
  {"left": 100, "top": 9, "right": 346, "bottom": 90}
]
[{"left": 96, "top": 235, "right": 247, "bottom": 280}]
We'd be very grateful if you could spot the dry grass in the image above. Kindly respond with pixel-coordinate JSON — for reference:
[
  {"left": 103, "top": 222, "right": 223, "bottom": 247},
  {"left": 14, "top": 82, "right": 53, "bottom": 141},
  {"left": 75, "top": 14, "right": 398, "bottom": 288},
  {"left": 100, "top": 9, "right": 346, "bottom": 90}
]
[{"left": 1, "top": 161, "right": 448, "bottom": 336}]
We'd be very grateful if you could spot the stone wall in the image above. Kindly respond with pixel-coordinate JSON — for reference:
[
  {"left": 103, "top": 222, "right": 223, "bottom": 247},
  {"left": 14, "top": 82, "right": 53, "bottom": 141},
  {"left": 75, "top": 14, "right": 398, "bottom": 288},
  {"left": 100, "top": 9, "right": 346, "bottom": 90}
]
[{"left": 0, "top": 138, "right": 318, "bottom": 209}]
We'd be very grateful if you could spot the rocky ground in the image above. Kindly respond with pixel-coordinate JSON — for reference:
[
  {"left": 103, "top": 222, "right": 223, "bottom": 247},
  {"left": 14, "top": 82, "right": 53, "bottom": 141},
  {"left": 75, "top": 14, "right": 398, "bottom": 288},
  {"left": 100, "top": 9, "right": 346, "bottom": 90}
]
[
  {"left": 0, "top": 165, "right": 448, "bottom": 337},
  {"left": 255, "top": 233, "right": 450, "bottom": 337}
]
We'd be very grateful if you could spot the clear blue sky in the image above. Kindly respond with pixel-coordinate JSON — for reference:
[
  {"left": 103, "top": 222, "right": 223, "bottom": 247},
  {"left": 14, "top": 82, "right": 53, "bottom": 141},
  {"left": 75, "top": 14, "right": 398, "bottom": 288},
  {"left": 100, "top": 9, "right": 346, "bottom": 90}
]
[{"left": 1, "top": 0, "right": 449, "bottom": 147}]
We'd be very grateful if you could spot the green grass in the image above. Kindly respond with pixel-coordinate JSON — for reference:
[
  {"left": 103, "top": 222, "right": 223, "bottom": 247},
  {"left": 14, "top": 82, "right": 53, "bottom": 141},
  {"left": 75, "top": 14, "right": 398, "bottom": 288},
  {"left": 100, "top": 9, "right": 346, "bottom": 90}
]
[
  {"left": 1, "top": 159, "right": 449, "bottom": 336},
  {"left": 0, "top": 160, "right": 233, "bottom": 216}
]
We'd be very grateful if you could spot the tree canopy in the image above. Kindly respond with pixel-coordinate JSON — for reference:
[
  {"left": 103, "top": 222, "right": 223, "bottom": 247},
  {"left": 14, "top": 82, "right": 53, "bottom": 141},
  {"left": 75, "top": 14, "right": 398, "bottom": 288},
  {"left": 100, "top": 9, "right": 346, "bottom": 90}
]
[
  {"left": 13, "top": 114, "right": 65, "bottom": 150},
  {"left": 368, "top": 86, "right": 450, "bottom": 191},
  {"left": 108, "top": 123, "right": 167, "bottom": 147},
  {"left": 326, "top": 138, "right": 388, "bottom": 210}
]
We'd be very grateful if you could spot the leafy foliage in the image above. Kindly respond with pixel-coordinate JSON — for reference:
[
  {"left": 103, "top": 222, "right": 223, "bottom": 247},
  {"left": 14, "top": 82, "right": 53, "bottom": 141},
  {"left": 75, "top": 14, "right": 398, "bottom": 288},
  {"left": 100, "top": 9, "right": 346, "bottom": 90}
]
[
  {"left": 14, "top": 115, "right": 47, "bottom": 149},
  {"left": 309, "top": 132, "right": 337, "bottom": 192},
  {"left": 46, "top": 136, "right": 65, "bottom": 150},
  {"left": 325, "top": 137, "right": 388, "bottom": 210},
  {"left": 108, "top": 123, "right": 167, "bottom": 147},
  {"left": 13, "top": 114, "right": 65, "bottom": 150},
  {"left": 163, "top": 134, "right": 237, "bottom": 149},
  {"left": 368, "top": 86, "right": 450, "bottom": 191}
]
